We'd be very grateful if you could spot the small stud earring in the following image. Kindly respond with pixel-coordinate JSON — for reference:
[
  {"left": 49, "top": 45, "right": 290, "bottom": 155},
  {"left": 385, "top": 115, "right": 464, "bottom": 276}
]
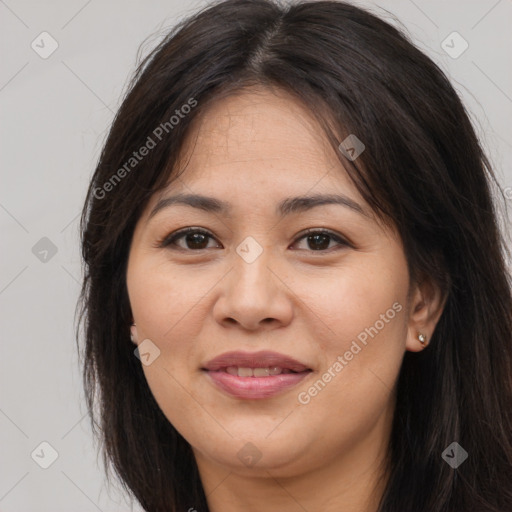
[{"left": 418, "top": 332, "right": 427, "bottom": 344}]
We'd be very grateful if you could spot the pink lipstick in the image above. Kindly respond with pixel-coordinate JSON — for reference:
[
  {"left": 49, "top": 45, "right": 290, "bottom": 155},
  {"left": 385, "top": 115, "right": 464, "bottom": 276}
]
[{"left": 202, "top": 350, "right": 312, "bottom": 399}]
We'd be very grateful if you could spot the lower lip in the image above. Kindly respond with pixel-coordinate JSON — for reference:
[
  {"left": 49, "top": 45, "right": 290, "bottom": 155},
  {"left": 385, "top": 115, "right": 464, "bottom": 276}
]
[{"left": 204, "top": 370, "right": 311, "bottom": 400}]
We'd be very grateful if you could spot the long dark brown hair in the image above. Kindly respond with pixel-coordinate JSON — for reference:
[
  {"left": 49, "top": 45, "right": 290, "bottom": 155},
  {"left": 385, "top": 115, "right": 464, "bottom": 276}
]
[{"left": 76, "top": 1, "right": 512, "bottom": 510}]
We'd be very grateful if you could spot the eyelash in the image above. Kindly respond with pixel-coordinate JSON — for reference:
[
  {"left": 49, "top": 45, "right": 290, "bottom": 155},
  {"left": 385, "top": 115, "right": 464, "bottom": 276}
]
[{"left": 157, "top": 227, "right": 352, "bottom": 253}]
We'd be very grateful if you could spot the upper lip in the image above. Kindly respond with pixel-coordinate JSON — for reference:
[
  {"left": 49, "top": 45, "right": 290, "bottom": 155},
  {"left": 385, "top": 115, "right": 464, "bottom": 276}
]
[{"left": 202, "top": 351, "right": 311, "bottom": 373}]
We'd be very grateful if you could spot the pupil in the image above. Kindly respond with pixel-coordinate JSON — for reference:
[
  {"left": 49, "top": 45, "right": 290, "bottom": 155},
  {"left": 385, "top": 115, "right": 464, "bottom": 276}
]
[
  {"left": 187, "top": 233, "right": 207, "bottom": 249},
  {"left": 308, "top": 234, "right": 329, "bottom": 250}
]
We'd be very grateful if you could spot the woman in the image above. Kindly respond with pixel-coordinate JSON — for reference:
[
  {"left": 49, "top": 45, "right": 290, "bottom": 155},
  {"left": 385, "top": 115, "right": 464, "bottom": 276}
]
[{"left": 77, "top": 1, "right": 512, "bottom": 511}]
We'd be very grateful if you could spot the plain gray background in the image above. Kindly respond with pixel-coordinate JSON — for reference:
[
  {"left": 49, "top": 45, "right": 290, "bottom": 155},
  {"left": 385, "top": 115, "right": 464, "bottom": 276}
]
[{"left": 1, "top": 0, "right": 511, "bottom": 510}]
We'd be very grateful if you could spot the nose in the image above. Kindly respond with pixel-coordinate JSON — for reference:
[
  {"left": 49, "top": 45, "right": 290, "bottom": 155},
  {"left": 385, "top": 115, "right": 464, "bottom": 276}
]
[{"left": 212, "top": 244, "right": 294, "bottom": 331}]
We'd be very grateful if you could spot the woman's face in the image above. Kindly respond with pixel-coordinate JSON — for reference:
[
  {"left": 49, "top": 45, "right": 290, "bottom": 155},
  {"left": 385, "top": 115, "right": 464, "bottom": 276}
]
[{"left": 126, "top": 87, "right": 427, "bottom": 479}]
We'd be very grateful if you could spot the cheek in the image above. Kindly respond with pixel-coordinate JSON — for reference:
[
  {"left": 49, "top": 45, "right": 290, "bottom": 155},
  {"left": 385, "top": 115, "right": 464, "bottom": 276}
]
[
  {"left": 293, "top": 256, "right": 409, "bottom": 413},
  {"left": 127, "top": 260, "right": 213, "bottom": 436},
  {"left": 126, "top": 263, "right": 201, "bottom": 425},
  {"left": 292, "top": 259, "right": 407, "bottom": 352},
  {"left": 127, "top": 258, "right": 214, "bottom": 346},
  {"left": 290, "top": 279, "right": 407, "bottom": 463}
]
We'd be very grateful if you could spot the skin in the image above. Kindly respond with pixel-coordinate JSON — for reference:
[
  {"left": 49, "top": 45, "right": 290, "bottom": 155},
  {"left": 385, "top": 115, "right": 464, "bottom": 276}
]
[{"left": 126, "top": 86, "right": 445, "bottom": 512}]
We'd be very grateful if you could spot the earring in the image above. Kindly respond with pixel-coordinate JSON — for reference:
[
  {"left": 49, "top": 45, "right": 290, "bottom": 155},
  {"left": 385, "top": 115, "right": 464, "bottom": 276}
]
[{"left": 418, "top": 332, "right": 427, "bottom": 344}]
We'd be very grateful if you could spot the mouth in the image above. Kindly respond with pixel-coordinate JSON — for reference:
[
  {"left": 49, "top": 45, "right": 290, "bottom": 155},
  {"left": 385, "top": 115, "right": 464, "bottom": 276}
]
[{"left": 201, "top": 351, "right": 313, "bottom": 400}]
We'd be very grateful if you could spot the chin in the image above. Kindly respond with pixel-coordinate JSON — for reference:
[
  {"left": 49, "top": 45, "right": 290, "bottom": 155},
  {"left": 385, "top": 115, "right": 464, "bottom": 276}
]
[{"left": 192, "top": 425, "right": 316, "bottom": 476}]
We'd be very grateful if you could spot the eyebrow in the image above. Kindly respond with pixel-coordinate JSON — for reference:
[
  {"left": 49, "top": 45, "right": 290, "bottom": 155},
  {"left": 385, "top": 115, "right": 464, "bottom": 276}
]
[{"left": 147, "top": 192, "right": 366, "bottom": 222}]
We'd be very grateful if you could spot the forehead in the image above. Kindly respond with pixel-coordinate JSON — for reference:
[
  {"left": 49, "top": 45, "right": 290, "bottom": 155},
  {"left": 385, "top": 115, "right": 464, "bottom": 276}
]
[{"left": 154, "top": 87, "right": 359, "bottom": 202}]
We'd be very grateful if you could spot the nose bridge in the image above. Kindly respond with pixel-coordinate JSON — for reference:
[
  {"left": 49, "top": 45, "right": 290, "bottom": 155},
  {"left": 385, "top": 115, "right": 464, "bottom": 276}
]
[
  {"left": 231, "top": 235, "right": 274, "bottom": 299},
  {"left": 213, "top": 235, "right": 293, "bottom": 330}
]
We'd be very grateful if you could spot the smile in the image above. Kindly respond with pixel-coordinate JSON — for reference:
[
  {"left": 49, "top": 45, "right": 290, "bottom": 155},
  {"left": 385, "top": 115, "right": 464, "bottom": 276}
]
[{"left": 202, "top": 351, "right": 313, "bottom": 399}]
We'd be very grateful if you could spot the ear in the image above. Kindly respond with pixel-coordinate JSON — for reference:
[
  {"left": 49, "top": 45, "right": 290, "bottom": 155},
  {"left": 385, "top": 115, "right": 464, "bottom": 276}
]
[
  {"left": 406, "top": 275, "right": 447, "bottom": 352},
  {"left": 130, "top": 323, "right": 139, "bottom": 345}
]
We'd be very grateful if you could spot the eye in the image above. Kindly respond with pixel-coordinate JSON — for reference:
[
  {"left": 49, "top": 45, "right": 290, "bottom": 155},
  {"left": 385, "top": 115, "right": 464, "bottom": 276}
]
[
  {"left": 158, "top": 227, "right": 221, "bottom": 251},
  {"left": 291, "top": 229, "right": 351, "bottom": 252},
  {"left": 157, "top": 227, "right": 351, "bottom": 252}
]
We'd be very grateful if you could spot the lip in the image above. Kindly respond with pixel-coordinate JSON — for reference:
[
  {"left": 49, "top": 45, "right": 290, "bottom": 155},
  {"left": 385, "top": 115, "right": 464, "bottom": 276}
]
[
  {"left": 203, "top": 350, "right": 310, "bottom": 372},
  {"left": 202, "top": 350, "right": 312, "bottom": 400}
]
